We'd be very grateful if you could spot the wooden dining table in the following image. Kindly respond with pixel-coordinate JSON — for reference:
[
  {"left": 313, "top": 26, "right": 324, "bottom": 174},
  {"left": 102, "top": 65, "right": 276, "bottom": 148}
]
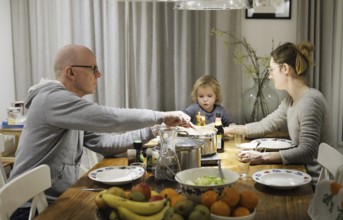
[{"left": 35, "top": 138, "right": 313, "bottom": 220}]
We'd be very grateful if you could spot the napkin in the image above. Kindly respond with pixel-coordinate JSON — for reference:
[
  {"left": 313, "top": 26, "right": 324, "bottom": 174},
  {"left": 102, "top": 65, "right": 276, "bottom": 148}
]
[{"left": 308, "top": 179, "right": 343, "bottom": 220}]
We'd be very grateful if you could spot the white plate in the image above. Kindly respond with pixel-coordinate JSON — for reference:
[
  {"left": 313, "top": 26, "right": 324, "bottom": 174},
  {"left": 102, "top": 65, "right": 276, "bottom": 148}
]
[
  {"left": 250, "top": 138, "right": 295, "bottom": 151},
  {"left": 252, "top": 169, "right": 312, "bottom": 190},
  {"left": 88, "top": 166, "right": 144, "bottom": 185},
  {"left": 237, "top": 142, "right": 259, "bottom": 150}
]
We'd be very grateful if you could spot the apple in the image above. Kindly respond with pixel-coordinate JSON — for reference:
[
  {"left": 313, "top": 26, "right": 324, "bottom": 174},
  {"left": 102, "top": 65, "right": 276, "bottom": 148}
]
[
  {"left": 131, "top": 182, "right": 151, "bottom": 201},
  {"left": 149, "top": 195, "right": 164, "bottom": 202}
]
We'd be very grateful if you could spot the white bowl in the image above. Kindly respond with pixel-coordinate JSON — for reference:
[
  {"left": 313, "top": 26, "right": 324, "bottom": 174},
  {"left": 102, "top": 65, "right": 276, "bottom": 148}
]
[
  {"left": 175, "top": 167, "right": 239, "bottom": 203},
  {"left": 211, "top": 209, "right": 256, "bottom": 220}
]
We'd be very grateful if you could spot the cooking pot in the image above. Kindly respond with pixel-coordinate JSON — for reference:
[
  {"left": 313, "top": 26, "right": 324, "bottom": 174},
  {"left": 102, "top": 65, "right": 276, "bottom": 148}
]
[
  {"left": 177, "top": 127, "right": 218, "bottom": 157},
  {"left": 175, "top": 137, "right": 203, "bottom": 170}
]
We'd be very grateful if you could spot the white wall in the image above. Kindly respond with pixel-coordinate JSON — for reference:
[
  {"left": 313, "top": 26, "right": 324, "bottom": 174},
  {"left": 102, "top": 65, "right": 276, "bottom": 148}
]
[
  {"left": 0, "top": 0, "right": 15, "bottom": 122},
  {"left": 241, "top": 0, "right": 297, "bottom": 99}
]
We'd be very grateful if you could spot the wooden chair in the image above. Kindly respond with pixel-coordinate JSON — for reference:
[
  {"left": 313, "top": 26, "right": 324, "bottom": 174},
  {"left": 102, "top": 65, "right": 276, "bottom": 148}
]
[
  {"left": 0, "top": 164, "right": 51, "bottom": 220},
  {"left": 317, "top": 143, "right": 343, "bottom": 183}
]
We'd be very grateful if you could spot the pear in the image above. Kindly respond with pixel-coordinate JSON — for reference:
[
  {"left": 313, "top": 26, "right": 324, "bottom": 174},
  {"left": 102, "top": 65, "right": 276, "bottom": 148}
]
[
  {"left": 173, "top": 199, "right": 194, "bottom": 218},
  {"left": 129, "top": 191, "right": 147, "bottom": 202}
]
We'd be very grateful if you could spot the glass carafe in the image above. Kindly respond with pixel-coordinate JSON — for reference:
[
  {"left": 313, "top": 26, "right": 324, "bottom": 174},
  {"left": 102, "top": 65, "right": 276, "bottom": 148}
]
[{"left": 155, "top": 126, "right": 181, "bottom": 182}]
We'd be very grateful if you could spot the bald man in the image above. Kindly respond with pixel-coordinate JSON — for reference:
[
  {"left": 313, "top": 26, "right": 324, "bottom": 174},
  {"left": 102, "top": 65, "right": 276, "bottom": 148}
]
[{"left": 8, "top": 44, "right": 190, "bottom": 198}]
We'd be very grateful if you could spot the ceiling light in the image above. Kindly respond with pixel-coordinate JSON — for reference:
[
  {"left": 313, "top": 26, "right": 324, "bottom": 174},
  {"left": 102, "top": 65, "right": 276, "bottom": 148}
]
[{"left": 174, "top": 0, "right": 253, "bottom": 10}]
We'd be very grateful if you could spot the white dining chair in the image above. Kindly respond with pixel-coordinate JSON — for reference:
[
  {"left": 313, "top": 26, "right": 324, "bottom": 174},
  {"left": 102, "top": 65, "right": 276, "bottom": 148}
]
[
  {"left": 79, "top": 147, "right": 99, "bottom": 178},
  {"left": 0, "top": 134, "right": 7, "bottom": 187},
  {"left": 317, "top": 143, "right": 343, "bottom": 183},
  {"left": 0, "top": 164, "right": 51, "bottom": 220}
]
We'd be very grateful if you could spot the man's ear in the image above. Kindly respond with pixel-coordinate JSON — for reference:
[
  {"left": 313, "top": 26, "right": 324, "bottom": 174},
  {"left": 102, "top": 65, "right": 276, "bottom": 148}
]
[{"left": 65, "top": 66, "right": 75, "bottom": 81}]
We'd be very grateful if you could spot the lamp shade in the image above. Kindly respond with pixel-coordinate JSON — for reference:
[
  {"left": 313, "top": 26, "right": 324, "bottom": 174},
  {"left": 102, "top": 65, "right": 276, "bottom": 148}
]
[{"left": 174, "top": 0, "right": 253, "bottom": 10}]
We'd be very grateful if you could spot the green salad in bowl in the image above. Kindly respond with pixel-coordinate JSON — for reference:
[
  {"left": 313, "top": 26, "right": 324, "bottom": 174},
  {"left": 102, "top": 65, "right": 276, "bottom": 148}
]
[
  {"left": 175, "top": 167, "right": 239, "bottom": 203},
  {"left": 189, "top": 176, "right": 225, "bottom": 186}
]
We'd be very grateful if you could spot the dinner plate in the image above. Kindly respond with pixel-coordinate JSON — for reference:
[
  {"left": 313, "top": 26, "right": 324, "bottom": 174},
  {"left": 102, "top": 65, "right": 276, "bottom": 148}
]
[
  {"left": 252, "top": 169, "right": 312, "bottom": 190},
  {"left": 250, "top": 138, "right": 295, "bottom": 151},
  {"left": 88, "top": 166, "right": 144, "bottom": 185},
  {"left": 237, "top": 142, "right": 259, "bottom": 150}
]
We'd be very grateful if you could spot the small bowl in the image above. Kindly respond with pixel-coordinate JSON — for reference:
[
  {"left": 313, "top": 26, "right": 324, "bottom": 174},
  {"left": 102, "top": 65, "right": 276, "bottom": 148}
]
[
  {"left": 211, "top": 209, "right": 256, "bottom": 220},
  {"left": 175, "top": 167, "right": 239, "bottom": 203}
]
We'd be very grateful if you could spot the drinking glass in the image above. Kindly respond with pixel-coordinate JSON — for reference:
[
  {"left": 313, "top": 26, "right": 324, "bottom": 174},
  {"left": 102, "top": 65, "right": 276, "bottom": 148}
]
[
  {"left": 127, "top": 149, "right": 136, "bottom": 165},
  {"left": 236, "top": 149, "right": 251, "bottom": 179},
  {"left": 130, "top": 162, "right": 146, "bottom": 184}
]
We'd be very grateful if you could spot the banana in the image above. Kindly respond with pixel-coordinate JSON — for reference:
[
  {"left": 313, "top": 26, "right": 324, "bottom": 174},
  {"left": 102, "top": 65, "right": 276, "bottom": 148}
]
[
  {"left": 102, "top": 193, "right": 168, "bottom": 216},
  {"left": 117, "top": 201, "right": 170, "bottom": 220}
]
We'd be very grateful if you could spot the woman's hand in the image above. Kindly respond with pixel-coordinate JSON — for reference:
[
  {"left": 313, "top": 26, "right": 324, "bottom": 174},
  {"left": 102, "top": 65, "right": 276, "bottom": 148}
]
[
  {"left": 224, "top": 124, "right": 246, "bottom": 136},
  {"left": 238, "top": 150, "right": 264, "bottom": 165}
]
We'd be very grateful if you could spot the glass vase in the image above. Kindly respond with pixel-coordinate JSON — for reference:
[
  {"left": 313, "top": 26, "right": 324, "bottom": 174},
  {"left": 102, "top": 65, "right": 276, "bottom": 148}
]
[
  {"left": 154, "top": 126, "right": 181, "bottom": 182},
  {"left": 243, "top": 78, "right": 279, "bottom": 123}
]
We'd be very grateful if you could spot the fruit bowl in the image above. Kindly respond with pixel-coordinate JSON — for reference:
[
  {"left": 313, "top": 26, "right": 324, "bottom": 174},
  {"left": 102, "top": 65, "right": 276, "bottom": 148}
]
[
  {"left": 211, "top": 209, "right": 256, "bottom": 220},
  {"left": 175, "top": 167, "right": 239, "bottom": 203}
]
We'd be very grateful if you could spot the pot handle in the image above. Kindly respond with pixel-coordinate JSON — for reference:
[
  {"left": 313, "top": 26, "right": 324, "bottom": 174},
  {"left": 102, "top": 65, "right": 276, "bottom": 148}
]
[{"left": 177, "top": 131, "right": 189, "bottom": 137}]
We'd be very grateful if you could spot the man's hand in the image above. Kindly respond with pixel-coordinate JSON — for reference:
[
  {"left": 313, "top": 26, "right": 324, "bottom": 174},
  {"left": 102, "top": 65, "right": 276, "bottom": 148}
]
[{"left": 163, "top": 111, "right": 191, "bottom": 127}]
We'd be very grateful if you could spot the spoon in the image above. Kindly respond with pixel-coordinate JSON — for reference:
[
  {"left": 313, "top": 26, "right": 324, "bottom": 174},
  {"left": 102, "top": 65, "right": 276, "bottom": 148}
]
[
  {"left": 217, "top": 160, "right": 225, "bottom": 181},
  {"left": 187, "top": 122, "right": 203, "bottom": 135}
]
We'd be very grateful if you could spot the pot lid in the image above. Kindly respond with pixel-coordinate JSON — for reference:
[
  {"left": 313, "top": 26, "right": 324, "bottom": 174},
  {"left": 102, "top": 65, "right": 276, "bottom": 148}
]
[{"left": 175, "top": 137, "right": 203, "bottom": 149}]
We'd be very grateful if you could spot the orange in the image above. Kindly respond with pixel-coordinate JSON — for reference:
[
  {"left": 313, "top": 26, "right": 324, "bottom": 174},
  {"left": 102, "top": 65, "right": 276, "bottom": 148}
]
[
  {"left": 239, "top": 190, "right": 259, "bottom": 210},
  {"left": 200, "top": 190, "right": 219, "bottom": 208},
  {"left": 232, "top": 206, "right": 251, "bottom": 217},
  {"left": 210, "top": 200, "right": 231, "bottom": 217},
  {"left": 170, "top": 194, "right": 187, "bottom": 207},
  {"left": 160, "top": 188, "right": 178, "bottom": 199},
  {"left": 220, "top": 187, "right": 240, "bottom": 208},
  {"left": 330, "top": 181, "right": 343, "bottom": 195}
]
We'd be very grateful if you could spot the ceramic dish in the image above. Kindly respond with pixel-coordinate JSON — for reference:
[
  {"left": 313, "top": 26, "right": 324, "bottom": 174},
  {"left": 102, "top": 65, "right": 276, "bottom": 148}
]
[
  {"left": 236, "top": 142, "right": 260, "bottom": 150},
  {"left": 211, "top": 209, "right": 256, "bottom": 220},
  {"left": 250, "top": 138, "right": 295, "bottom": 151},
  {"left": 175, "top": 167, "right": 239, "bottom": 203},
  {"left": 88, "top": 166, "right": 144, "bottom": 185},
  {"left": 252, "top": 169, "right": 312, "bottom": 190}
]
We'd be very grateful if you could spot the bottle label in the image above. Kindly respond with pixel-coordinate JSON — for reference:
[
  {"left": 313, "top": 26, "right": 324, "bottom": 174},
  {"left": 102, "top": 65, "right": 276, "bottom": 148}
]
[{"left": 217, "top": 134, "right": 222, "bottom": 149}]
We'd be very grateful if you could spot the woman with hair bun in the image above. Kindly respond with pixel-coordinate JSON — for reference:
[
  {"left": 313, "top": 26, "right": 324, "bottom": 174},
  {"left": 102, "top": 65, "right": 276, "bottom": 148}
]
[{"left": 225, "top": 41, "right": 333, "bottom": 186}]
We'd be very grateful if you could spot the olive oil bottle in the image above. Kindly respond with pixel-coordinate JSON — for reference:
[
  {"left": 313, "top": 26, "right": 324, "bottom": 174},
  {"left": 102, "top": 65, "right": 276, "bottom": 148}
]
[{"left": 215, "top": 113, "right": 224, "bottom": 153}]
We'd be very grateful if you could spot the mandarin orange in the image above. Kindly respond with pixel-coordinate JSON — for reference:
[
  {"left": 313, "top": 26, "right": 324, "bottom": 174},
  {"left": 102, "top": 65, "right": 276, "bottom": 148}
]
[
  {"left": 200, "top": 190, "right": 219, "bottom": 209},
  {"left": 220, "top": 187, "right": 240, "bottom": 208},
  {"left": 239, "top": 190, "right": 259, "bottom": 210},
  {"left": 210, "top": 200, "right": 231, "bottom": 217},
  {"left": 232, "top": 206, "right": 251, "bottom": 217},
  {"left": 160, "top": 188, "right": 178, "bottom": 199}
]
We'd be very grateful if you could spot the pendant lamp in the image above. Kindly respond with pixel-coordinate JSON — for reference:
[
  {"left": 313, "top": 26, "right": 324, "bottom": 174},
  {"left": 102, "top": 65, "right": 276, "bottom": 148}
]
[{"left": 174, "top": 0, "right": 253, "bottom": 10}]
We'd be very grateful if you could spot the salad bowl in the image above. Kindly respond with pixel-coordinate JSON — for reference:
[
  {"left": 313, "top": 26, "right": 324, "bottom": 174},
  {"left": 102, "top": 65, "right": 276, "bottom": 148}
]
[{"left": 175, "top": 167, "right": 239, "bottom": 203}]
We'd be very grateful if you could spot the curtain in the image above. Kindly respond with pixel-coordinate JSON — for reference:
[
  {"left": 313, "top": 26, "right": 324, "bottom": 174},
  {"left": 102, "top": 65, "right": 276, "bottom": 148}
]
[
  {"left": 297, "top": 0, "right": 343, "bottom": 147},
  {"left": 10, "top": 0, "right": 244, "bottom": 122}
]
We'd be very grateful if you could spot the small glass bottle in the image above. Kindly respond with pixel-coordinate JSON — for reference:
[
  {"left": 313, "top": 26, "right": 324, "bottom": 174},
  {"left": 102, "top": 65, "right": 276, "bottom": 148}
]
[
  {"left": 146, "top": 148, "right": 153, "bottom": 172},
  {"left": 196, "top": 111, "right": 206, "bottom": 126},
  {"left": 215, "top": 113, "right": 224, "bottom": 153},
  {"left": 133, "top": 140, "right": 143, "bottom": 162},
  {"left": 196, "top": 111, "right": 202, "bottom": 126}
]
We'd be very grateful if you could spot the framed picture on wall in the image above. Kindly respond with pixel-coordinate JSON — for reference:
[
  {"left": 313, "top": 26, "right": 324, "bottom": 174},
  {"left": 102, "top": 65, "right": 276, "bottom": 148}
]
[{"left": 246, "top": 0, "right": 291, "bottom": 19}]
